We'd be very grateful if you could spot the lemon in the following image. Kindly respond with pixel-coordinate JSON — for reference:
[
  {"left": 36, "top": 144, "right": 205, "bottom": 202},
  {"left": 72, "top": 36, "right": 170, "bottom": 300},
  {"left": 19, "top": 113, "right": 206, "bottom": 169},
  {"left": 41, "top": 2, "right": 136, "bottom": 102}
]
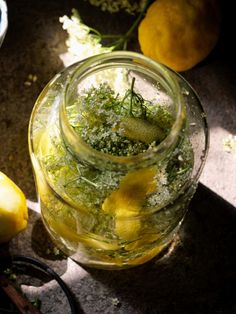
[
  {"left": 102, "top": 167, "right": 157, "bottom": 240},
  {"left": 127, "top": 243, "right": 165, "bottom": 266},
  {"left": 138, "top": 0, "right": 221, "bottom": 72},
  {"left": 102, "top": 167, "right": 157, "bottom": 215},
  {"left": 0, "top": 171, "right": 28, "bottom": 243},
  {"left": 49, "top": 218, "right": 120, "bottom": 250}
]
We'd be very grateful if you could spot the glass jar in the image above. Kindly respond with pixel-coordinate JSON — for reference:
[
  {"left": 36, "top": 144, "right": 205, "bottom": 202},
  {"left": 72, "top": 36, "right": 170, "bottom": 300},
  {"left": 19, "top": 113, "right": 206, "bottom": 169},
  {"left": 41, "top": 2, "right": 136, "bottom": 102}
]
[{"left": 28, "top": 51, "right": 208, "bottom": 269}]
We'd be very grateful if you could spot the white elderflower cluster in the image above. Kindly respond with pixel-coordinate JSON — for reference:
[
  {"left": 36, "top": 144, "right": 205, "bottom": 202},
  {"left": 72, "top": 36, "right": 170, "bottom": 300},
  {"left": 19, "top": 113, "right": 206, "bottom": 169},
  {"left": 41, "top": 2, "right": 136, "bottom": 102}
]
[
  {"left": 85, "top": 0, "right": 147, "bottom": 14},
  {"left": 59, "top": 9, "right": 114, "bottom": 66}
]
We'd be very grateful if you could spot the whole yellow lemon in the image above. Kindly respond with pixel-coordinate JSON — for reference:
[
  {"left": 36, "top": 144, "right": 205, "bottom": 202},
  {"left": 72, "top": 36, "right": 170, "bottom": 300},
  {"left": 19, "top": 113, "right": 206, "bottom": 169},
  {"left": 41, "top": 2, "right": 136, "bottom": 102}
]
[
  {"left": 0, "top": 171, "right": 28, "bottom": 243},
  {"left": 138, "top": 0, "right": 221, "bottom": 71}
]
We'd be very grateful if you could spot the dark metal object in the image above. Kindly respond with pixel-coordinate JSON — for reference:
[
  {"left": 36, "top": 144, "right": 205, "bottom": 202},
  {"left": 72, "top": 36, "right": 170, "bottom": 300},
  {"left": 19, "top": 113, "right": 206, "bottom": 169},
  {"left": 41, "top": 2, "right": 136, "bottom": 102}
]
[{"left": 0, "top": 255, "right": 79, "bottom": 314}]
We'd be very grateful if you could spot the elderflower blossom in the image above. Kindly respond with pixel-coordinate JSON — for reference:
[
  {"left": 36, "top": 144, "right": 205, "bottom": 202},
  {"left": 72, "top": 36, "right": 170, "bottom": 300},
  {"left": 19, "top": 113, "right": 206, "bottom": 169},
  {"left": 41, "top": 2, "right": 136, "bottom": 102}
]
[
  {"left": 85, "top": 0, "right": 147, "bottom": 14},
  {"left": 59, "top": 9, "right": 114, "bottom": 66},
  {"left": 223, "top": 134, "right": 236, "bottom": 154}
]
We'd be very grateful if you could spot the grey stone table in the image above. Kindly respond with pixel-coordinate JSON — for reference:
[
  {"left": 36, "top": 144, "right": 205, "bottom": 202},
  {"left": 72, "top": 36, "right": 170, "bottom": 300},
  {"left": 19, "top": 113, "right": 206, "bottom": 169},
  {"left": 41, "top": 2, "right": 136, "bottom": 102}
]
[{"left": 0, "top": 0, "right": 236, "bottom": 313}]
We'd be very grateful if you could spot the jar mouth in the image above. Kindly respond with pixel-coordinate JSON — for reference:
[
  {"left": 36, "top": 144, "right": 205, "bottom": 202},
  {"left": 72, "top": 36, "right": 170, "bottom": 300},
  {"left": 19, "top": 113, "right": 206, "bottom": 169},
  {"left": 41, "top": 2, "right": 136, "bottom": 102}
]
[{"left": 60, "top": 51, "right": 186, "bottom": 170}]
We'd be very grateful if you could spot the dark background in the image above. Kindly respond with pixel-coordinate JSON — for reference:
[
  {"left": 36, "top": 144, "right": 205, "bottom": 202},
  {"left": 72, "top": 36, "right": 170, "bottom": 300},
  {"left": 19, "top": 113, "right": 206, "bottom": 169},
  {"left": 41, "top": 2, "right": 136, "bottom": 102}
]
[{"left": 0, "top": 1, "right": 236, "bottom": 313}]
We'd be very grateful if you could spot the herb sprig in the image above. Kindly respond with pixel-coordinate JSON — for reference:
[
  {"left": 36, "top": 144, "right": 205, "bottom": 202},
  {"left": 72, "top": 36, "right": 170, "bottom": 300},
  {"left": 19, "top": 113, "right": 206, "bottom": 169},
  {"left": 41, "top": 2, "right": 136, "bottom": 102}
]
[{"left": 121, "top": 77, "right": 147, "bottom": 119}]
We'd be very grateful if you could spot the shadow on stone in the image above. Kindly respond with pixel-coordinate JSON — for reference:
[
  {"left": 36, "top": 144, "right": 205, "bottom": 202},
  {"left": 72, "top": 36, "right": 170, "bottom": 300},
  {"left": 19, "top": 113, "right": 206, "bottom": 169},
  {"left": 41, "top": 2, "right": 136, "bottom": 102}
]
[
  {"left": 84, "top": 183, "right": 236, "bottom": 314},
  {"left": 31, "top": 218, "right": 66, "bottom": 262}
]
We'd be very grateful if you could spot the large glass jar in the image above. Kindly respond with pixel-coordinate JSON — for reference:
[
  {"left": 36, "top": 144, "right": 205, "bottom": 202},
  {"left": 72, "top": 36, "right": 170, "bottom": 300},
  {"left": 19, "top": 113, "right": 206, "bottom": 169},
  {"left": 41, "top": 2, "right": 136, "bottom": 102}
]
[{"left": 28, "top": 51, "right": 208, "bottom": 269}]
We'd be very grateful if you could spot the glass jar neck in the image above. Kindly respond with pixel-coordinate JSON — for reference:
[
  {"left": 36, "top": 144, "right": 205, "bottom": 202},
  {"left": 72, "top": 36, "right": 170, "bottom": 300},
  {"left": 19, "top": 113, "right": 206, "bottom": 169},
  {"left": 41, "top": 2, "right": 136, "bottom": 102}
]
[{"left": 59, "top": 51, "right": 186, "bottom": 171}]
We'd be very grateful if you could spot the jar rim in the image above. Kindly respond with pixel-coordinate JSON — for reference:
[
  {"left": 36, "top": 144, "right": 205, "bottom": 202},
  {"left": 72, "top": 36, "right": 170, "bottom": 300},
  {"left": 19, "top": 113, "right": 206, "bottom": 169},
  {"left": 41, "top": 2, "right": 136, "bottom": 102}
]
[{"left": 60, "top": 51, "right": 186, "bottom": 170}]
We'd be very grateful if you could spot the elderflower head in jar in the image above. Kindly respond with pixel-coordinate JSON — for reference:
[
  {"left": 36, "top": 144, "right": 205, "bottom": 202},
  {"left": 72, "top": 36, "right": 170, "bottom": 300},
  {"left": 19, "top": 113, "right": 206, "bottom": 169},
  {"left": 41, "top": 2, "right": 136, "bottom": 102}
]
[{"left": 29, "top": 52, "right": 208, "bottom": 269}]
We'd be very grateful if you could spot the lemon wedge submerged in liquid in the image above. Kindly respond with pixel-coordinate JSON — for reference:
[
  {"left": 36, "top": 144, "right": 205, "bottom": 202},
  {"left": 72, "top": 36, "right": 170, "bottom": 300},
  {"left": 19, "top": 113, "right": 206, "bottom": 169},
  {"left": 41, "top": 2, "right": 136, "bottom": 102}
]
[
  {"left": 102, "top": 167, "right": 157, "bottom": 240},
  {"left": 0, "top": 171, "right": 28, "bottom": 243}
]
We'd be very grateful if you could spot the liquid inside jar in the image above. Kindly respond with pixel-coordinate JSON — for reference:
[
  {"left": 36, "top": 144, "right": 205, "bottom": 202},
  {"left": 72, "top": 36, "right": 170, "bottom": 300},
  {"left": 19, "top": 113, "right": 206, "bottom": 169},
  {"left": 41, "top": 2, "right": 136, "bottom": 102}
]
[{"left": 29, "top": 52, "right": 207, "bottom": 269}]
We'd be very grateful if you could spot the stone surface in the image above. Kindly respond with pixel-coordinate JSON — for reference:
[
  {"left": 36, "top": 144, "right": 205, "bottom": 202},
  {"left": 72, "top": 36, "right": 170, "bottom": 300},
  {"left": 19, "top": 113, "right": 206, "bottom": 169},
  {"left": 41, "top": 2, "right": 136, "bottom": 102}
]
[{"left": 0, "top": 0, "right": 236, "bottom": 313}]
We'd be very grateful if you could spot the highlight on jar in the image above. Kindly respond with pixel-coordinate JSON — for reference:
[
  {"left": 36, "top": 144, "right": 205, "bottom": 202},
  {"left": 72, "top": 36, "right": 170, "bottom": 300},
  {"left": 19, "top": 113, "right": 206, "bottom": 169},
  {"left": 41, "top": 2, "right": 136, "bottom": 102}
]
[
  {"left": 0, "top": 0, "right": 8, "bottom": 47},
  {"left": 28, "top": 51, "right": 209, "bottom": 269}
]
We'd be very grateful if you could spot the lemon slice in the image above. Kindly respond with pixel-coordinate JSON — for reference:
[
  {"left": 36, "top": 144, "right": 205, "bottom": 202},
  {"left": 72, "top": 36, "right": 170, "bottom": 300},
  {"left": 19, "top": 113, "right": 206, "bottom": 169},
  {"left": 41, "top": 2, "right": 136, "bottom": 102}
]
[{"left": 0, "top": 171, "right": 28, "bottom": 243}]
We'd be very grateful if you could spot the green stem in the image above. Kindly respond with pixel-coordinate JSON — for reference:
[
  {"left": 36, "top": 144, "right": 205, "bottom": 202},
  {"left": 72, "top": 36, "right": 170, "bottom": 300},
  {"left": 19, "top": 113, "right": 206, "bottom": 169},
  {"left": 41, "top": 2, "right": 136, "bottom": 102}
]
[
  {"left": 89, "top": 27, "right": 102, "bottom": 37},
  {"left": 129, "top": 77, "right": 135, "bottom": 116},
  {"left": 100, "top": 34, "right": 123, "bottom": 39},
  {"left": 112, "top": 0, "right": 152, "bottom": 50}
]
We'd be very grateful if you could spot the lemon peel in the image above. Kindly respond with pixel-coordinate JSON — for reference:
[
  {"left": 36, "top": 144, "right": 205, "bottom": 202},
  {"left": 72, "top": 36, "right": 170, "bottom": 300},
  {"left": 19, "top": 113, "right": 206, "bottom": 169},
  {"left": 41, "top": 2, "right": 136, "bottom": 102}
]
[
  {"left": 0, "top": 171, "right": 28, "bottom": 243},
  {"left": 102, "top": 167, "right": 157, "bottom": 240},
  {"left": 138, "top": 0, "right": 221, "bottom": 72}
]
